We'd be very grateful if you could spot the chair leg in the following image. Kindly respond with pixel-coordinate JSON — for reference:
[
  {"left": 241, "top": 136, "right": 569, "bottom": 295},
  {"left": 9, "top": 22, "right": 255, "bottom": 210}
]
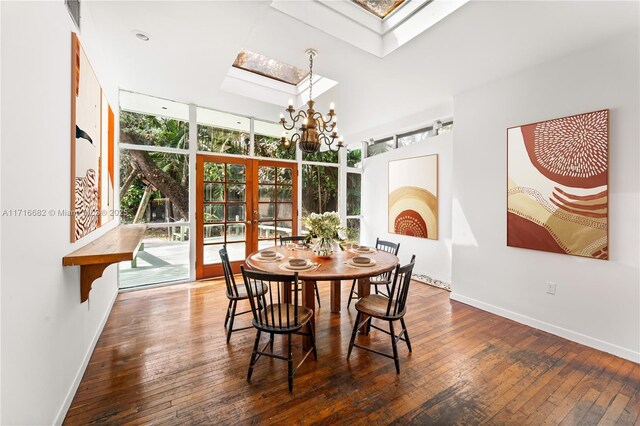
[
  {"left": 385, "top": 283, "right": 391, "bottom": 297},
  {"left": 287, "top": 333, "right": 294, "bottom": 393},
  {"left": 270, "top": 333, "right": 275, "bottom": 352},
  {"left": 226, "top": 300, "right": 237, "bottom": 343},
  {"left": 223, "top": 299, "right": 232, "bottom": 328},
  {"left": 347, "top": 279, "right": 357, "bottom": 308},
  {"left": 308, "top": 322, "right": 317, "bottom": 360},
  {"left": 389, "top": 321, "right": 400, "bottom": 374},
  {"left": 314, "top": 283, "right": 321, "bottom": 308},
  {"left": 247, "top": 329, "right": 261, "bottom": 381},
  {"left": 347, "top": 312, "right": 361, "bottom": 359},
  {"left": 400, "top": 317, "right": 412, "bottom": 352}
]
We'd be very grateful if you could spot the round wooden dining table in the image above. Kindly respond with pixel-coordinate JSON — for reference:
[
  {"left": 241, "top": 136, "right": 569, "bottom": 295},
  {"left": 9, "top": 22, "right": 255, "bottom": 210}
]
[{"left": 245, "top": 243, "right": 399, "bottom": 349}]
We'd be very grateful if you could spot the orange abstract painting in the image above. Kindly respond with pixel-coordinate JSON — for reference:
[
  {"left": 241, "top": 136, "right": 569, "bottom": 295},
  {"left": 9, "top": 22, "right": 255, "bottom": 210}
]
[
  {"left": 507, "top": 110, "right": 609, "bottom": 259},
  {"left": 388, "top": 155, "right": 438, "bottom": 240}
]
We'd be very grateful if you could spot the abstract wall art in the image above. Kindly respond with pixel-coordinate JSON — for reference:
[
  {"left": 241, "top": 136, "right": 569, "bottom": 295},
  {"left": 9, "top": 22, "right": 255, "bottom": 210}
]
[
  {"left": 71, "top": 33, "right": 114, "bottom": 242},
  {"left": 507, "top": 110, "right": 609, "bottom": 259},
  {"left": 388, "top": 154, "right": 438, "bottom": 240}
]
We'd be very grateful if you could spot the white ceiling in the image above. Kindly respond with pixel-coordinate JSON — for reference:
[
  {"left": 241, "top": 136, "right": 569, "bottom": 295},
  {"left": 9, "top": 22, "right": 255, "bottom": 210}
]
[{"left": 84, "top": 1, "right": 639, "bottom": 143}]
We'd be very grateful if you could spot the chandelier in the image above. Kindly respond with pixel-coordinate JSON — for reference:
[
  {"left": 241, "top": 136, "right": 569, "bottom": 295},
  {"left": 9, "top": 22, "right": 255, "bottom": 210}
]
[{"left": 280, "top": 49, "right": 344, "bottom": 153}]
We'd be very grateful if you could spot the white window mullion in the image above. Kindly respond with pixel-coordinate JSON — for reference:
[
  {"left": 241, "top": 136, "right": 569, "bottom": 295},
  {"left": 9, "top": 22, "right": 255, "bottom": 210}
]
[
  {"left": 338, "top": 146, "right": 347, "bottom": 225},
  {"left": 188, "top": 104, "right": 197, "bottom": 281},
  {"left": 296, "top": 145, "right": 303, "bottom": 235}
]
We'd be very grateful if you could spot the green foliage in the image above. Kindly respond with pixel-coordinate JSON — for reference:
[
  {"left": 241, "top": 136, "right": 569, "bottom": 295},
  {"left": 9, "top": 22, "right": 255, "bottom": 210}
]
[
  {"left": 255, "top": 134, "right": 296, "bottom": 160},
  {"left": 198, "top": 124, "right": 248, "bottom": 154},
  {"left": 119, "top": 111, "right": 189, "bottom": 223},
  {"left": 347, "top": 148, "right": 362, "bottom": 167}
]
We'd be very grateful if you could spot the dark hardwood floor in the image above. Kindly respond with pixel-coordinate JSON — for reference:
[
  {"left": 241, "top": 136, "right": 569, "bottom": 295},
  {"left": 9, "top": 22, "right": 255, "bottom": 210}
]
[{"left": 64, "top": 279, "right": 640, "bottom": 425}]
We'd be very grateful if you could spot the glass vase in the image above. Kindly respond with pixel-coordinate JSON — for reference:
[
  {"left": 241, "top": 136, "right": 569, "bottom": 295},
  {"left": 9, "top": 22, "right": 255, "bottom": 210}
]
[{"left": 313, "top": 238, "right": 334, "bottom": 258}]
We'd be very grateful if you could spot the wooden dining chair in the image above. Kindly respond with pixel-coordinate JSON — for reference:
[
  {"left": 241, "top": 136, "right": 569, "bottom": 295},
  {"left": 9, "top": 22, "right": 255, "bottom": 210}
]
[
  {"left": 347, "top": 255, "right": 416, "bottom": 374},
  {"left": 347, "top": 238, "right": 400, "bottom": 308},
  {"left": 241, "top": 266, "right": 317, "bottom": 392},
  {"left": 279, "top": 235, "right": 322, "bottom": 307},
  {"left": 219, "top": 246, "right": 268, "bottom": 343}
]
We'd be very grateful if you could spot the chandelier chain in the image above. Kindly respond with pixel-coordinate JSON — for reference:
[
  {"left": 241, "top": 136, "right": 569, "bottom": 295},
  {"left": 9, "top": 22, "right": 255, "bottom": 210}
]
[{"left": 308, "top": 52, "right": 313, "bottom": 101}]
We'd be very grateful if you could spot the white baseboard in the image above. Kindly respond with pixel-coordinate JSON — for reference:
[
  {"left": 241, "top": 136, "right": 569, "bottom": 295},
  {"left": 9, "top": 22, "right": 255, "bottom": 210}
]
[
  {"left": 450, "top": 292, "right": 640, "bottom": 364},
  {"left": 53, "top": 288, "right": 119, "bottom": 425}
]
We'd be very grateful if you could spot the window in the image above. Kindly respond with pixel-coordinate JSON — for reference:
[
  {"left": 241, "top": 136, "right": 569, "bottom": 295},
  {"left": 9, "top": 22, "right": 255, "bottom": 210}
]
[
  {"left": 367, "top": 137, "right": 394, "bottom": 157},
  {"left": 119, "top": 110, "right": 189, "bottom": 149},
  {"left": 119, "top": 149, "right": 189, "bottom": 224},
  {"left": 254, "top": 119, "right": 296, "bottom": 160},
  {"left": 347, "top": 145, "right": 362, "bottom": 168},
  {"left": 118, "top": 226, "right": 189, "bottom": 288},
  {"left": 303, "top": 149, "right": 339, "bottom": 164},
  {"left": 197, "top": 107, "right": 250, "bottom": 155},
  {"left": 397, "top": 128, "right": 429, "bottom": 147},
  {"left": 232, "top": 50, "right": 308, "bottom": 85},
  {"left": 119, "top": 101, "right": 191, "bottom": 288},
  {"left": 302, "top": 165, "right": 339, "bottom": 216},
  {"left": 346, "top": 172, "right": 362, "bottom": 243}
]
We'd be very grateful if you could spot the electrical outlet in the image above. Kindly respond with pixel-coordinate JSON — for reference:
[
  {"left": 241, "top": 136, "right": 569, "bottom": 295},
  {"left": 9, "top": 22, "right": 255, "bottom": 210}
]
[{"left": 546, "top": 281, "right": 556, "bottom": 295}]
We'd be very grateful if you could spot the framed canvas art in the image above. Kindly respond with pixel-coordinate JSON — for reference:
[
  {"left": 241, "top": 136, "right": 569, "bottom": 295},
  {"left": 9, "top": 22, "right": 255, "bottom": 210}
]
[
  {"left": 388, "top": 154, "right": 438, "bottom": 240},
  {"left": 507, "top": 110, "right": 609, "bottom": 259},
  {"left": 71, "top": 33, "right": 114, "bottom": 241}
]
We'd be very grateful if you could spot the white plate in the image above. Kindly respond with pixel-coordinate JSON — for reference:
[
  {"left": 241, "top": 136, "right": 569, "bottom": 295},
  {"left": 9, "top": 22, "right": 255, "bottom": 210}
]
[
  {"left": 346, "top": 258, "right": 377, "bottom": 267},
  {"left": 349, "top": 248, "right": 375, "bottom": 254},
  {"left": 252, "top": 253, "right": 285, "bottom": 262},
  {"left": 279, "top": 261, "right": 314, "bottom": 271}
]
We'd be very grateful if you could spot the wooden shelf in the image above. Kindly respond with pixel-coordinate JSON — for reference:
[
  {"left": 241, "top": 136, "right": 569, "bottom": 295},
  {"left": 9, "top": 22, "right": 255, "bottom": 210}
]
[{"left": 63, "top": 225, "right": 147, "bottom": 302}]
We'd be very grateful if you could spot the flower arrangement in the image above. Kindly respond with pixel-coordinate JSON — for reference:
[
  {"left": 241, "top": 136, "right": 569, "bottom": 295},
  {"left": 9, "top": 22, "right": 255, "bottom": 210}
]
[{"left": 303, "top": 212, "right": 346, "bottom": 257}]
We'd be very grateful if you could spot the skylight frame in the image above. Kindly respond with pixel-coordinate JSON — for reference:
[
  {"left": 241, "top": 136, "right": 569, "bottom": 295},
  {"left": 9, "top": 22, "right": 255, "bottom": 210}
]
[
  {"left": 232, "top": 49, "right": 309, "bottom": 86},
  {"left": 353, "top": 0, "right": 407, "bottom": 19}
]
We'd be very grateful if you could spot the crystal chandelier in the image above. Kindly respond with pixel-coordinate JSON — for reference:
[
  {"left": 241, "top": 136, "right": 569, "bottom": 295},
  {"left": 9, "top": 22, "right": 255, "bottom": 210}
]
[{"left": 280, "top": 49, "right": 344, "bottom": 153}]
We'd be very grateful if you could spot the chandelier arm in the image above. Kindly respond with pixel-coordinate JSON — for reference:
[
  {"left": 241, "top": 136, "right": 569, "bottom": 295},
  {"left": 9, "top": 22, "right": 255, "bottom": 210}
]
[
  {"left": 290, "top": 133, "right": 300, "bottom": 143},
  {"left": 282, "top": 121, "right": 296, "bottom": 131},
  {"left": 290, "top": 110, "right": 307, "bottom": 123}
]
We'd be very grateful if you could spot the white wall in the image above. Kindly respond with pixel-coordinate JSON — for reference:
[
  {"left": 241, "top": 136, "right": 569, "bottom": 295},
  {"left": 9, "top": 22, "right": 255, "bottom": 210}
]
[
  {"left": 451, "top": 31, "right": 640, "bottom": 362},
  {"left": 361, "top": 106, "right": 453, "bottom": 284},
  {"left": 1, "top": 2, "right": 120, "bottom": 424}
]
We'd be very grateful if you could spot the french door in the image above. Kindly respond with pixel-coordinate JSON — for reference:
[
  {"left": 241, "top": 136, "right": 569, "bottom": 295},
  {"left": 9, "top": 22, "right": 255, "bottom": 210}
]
[{"left": 196, "top": 155, "right": 298, "bottom": 279}]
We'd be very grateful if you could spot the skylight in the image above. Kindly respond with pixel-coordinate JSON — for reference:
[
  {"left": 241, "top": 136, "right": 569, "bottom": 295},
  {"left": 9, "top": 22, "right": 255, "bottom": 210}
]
[
  {"left": 232, "top": 50, "right": 308, "bottom": 86},
  {"left": 354, "top": 0, "right": 406, "bottom": 18}
]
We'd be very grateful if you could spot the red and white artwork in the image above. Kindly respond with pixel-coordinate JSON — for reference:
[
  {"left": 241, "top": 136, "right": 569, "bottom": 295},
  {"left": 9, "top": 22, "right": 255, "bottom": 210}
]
[{"left": 507, "top": 110, "right": 609, "bottom": 259}]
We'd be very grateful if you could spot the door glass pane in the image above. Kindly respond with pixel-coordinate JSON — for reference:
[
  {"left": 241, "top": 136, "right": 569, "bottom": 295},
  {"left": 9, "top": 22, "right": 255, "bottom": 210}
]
[
  {"left": 259, "top": 203, "right": 275, "bottom": 220},
  {"left": 258, "top": 222, "right": 275, "bottom": 239},
  {"left": 204, "top": 224, "right": 224, "bottom": 243},
  {"left": 227, "top": 184, "right": 245, "bottom": 202},
  {"left": 227, "top": 164, "right": 245, "bottom": 182},
  {"left": 259, "top": 185, "right": 275, "bottom": 202},
  {"left": 204, "top": 163, "right": 225, "bottom": 182},
  {"left": 225, "top": 242, "right": 246, "bottom": 262},
  {"left": 203, "top": 244, "right": 222, "bottom": 264},
  {"left": 277, "top": 167, "right": 293, "bottom": 184},
  {"left": 277, "top": 186, "right": 292, "bottom": 202},
  {"left": 204, "top": 204, "right": 224, "bottom": 223},
  {"left": 258, "top": 240, "right": 275, "bottom": 250},
  {"left": 227, "top": 204, "right": 245, "bottom": 222},
  {"left": 204, "top": 183, "right": 224, "bottom": 202},
  {"left": 277, "top": 203, "right": 292, "bottom": 220},
  {"left": 259, "top": 167, "right": 276, "bottom": 183},
  {"left": 226, "top": 224, "right": 246, "bottom": 242}
]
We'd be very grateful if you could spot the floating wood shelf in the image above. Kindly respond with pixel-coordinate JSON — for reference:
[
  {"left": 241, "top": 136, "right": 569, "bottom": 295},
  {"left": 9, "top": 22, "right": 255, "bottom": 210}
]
[{"left": 63, "top": 225, "right": 147, "bottom": 302}]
